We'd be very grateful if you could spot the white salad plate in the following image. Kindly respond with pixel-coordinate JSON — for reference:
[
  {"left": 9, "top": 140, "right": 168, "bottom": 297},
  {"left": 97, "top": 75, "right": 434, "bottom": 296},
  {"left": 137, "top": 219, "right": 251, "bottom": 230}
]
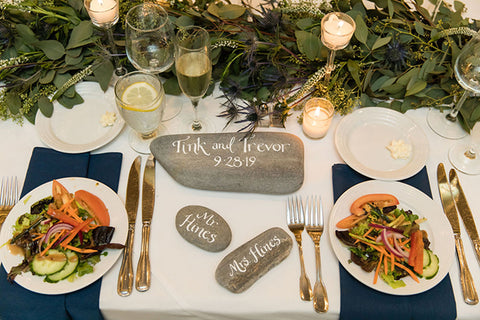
[
  {"left": 335, "top": 107, "right": 429, "bottom": 180},
  {"left": 0, "top": 177, "right": 128, "bottom": 295},
  {"left": 328, "top": 180, "right": 455, "bottom": 295},
  {"left": 36, "top": 82, "right": 124, "bottom": 153}
]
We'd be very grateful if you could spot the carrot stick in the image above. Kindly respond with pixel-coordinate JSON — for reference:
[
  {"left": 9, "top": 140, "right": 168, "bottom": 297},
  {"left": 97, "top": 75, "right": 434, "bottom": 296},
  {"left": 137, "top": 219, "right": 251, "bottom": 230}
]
[
  {"left": 374, "top": 253, "right": 383, "bottom": 284},
  {"left": 390, "top": 252, "right": 395, "bottom": 272},
  {"left": 383, "top": 254, "right": 388, "bottom": 275},
  {"left": 394, "top": 261, "right": 420, "bottom": 283},
  {"left": 60, "top": 218, "right": 94, "bottom": 248},
  {"left": 40, "top": 230, "right": 66, "bottom": 256},
  {"left": 63, "top": 245, "right": 97, "bottom": 254}
]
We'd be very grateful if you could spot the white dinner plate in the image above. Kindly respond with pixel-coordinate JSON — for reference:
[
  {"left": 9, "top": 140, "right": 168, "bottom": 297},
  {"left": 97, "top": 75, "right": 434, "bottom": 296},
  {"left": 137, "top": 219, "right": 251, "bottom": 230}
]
[
  {"left": 335, "top": 107, "right": 429, "bottom": 180},
  {"left": 328, "top": 180, "right": 455, "bottom": 295},
  {"left": 0, "top": 177, "right": 128, "bottom": 295},
  {"left": 36, "top": 82, "right": 124, "bottom": 153}
]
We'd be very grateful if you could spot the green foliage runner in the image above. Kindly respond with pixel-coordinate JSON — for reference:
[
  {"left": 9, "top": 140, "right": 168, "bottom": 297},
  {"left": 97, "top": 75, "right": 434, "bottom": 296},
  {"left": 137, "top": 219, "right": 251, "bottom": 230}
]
[{"left": 1, "top": 0, "right": 479, "bottom": 132}]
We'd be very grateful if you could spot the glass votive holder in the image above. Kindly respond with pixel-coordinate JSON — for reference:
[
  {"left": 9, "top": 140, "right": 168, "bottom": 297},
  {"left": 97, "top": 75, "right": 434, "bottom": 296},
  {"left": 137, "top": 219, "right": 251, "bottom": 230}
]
[
  {"left": 321, "top": 12, "right": 355, "bottom": 50},
  {"left": 302, "top": 98, "right": 334, "bottom": 139},
  {"left": 84, "top": 0, "right": 119, "bottom": 28}
]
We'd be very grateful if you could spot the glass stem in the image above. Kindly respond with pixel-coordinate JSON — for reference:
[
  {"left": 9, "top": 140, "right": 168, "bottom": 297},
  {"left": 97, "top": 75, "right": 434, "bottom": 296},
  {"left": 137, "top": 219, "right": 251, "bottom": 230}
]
[
  {"left": 325, "top": 49, "right": 336, "bottom": 82},
  {"left": 191, "top": 100, "right": 202, "bottom": 131},
  {"left": 105, "top": 27, "right": 126, "bottom": 76},
  {"left": 447, "top": 90, "right": 469, "bottom": 122}
]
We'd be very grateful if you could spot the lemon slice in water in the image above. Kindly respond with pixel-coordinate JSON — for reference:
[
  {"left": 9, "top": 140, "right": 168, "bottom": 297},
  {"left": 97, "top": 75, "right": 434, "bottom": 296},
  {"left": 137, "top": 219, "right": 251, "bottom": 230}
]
[{"left": 121, "top": 81, "right": 160, "bottom": 112}]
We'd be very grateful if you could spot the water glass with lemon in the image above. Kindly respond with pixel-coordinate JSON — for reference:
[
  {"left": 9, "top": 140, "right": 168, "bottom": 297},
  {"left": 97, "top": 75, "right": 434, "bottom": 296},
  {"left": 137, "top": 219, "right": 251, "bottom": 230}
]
[{"left": 114, "top": 71, "right": 166, "bottom": 153}]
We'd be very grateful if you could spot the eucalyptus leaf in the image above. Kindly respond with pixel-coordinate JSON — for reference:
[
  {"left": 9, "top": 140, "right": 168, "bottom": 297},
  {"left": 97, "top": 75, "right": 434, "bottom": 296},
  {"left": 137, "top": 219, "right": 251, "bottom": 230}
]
[
  {"left": 387, "top": 0, "right": 394, "bottom": 18},
  {"left": 163, "top": 77, "right": 182, "bottom": 95},
  {"left": 414, "top": 21, "right": 425, "bottom": 35},
  {"left": 296, "top": 18, "right": 314, "bottom": 31},
  {"left": 58, "top": 92, "right": 84, "bottom": 109},
  {"left": 175, "top": 15, "right": 195, "bottom": 27},
  {"left": 53, "top": 73, "right": 76, "bottom": 98},
  {"left": 93, "top": 59, "right": 114, "bottom": 91},
  {"left": 66, "top": 47, "right": 83, "bottom": 58},
  {"left": 217, "top": 4, "right": 246, "bottom": 19},
  {"left": 65, "top": 54, "right": 83, "bottom": 66},
  {"left": 406, "top": 79, "right": 427, "bottom": 96},
  {"left": 295, "top": 30, "right": 321, "bottom": 60},
  {"left": 347, "top": 60, "right": 362, "bottom": 88},
  {"left": 24, "top": 103, "right": 38, "bottom": 124},
  {"left": 371, "top": 36, "right": 391, "bottom": 51},
  {"left": 371, "top": 75, "right": 391, "bottom": 92},
  {"left": 5, "top": 92, "right": 22, "bottom": 115},
  {"left": 35, "top": 40, "right": 65, "bottom": 60},
  {"left": 66, "top": 21, "right": 94, "bottom": 50},
  {"left": 39, "top": 70, "right": 56, "bottom": 84},
  {"left": 354, "top": 15, "right": 369, "bottom": 44},
  {"left": 38, "top": 96, "right": 54, "bottom": 117},
  {"left": 15, "top": 24, "right": 37, "bottom": 45}
]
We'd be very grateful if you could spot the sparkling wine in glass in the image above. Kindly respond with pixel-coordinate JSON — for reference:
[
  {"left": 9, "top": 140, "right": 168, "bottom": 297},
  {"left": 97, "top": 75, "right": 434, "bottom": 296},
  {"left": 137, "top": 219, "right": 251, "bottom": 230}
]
[
  {"left": 175, "top": 26, "right": 214, "bottom": 132},
  {"left": 115, "top": 71, "right": 166, "bottom": 154},
  {"left": 125, "top": 3, "right": 179, "bottom": 120},
  {"left": 427, "top": 31, "right": 480, "bottom": 139}
]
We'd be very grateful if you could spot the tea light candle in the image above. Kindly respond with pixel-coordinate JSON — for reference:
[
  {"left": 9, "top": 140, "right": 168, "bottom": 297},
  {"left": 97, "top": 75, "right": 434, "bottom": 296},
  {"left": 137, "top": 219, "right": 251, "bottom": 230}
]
[
  {"left": 302, "top": 98, "right": 334, "bottom": 139},
  {"left": 321, "top": 12, "right": 355, "bottom": 50},
  {"left": 85, "top": 0, "right": 119, "bottom": 27}
]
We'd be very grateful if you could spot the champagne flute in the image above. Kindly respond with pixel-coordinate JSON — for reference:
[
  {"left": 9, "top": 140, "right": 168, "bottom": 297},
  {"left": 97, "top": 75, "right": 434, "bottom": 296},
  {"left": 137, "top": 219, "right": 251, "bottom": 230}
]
[
  {"left": 175, "top": 26, "right": 214, "bottom": 132},
  {"left": 449, "top": 121, "right": 480, "bottom": 174},
  {"left": 427, "top": 31, "right": 480, "bottom": 139},
  {"left": 115, "top": 71, "right": 166, "bottom": 154},
  {"left": 125, "top": 3, "right": 179, "bottom": 120}
]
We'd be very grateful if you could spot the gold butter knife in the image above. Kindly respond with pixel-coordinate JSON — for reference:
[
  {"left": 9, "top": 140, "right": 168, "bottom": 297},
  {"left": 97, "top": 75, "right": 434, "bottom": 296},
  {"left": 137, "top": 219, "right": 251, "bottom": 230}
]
[
  {"left": 437, "top": 163, "right": 478, "bottom": 305},
  {"left": 136, "top": 155, "right": 155, "bottom": 292},
  {"left": 117, "top": 156, "right": 141, "bottom": 297},
  {"left": 449, "top": 169, "right": 480, "bottom": 266}
]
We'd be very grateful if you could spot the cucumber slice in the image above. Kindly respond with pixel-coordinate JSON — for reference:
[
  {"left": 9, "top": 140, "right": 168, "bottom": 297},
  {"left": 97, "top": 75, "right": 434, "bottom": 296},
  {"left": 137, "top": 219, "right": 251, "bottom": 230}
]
[
  {"left": 31, "top": 249, "right": 67, "bottom": 276},
  {"left": 423, "top": 250, "right": 439, "bottom": 279},
  {"left": 46, "top": 251, "right": 79, "bottom": 282},
  {"left": 422, "top": 249, "right": 431, "bottom": 268}
]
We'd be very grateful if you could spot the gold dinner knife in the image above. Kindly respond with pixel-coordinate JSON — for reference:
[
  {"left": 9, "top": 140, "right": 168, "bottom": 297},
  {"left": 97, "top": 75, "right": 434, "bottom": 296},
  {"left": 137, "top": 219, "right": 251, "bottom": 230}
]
[
  {"left": 449, "top": 168, "right": 480, "bottom": 266},
  {"left": 437, "top": 163, "right": 478, "bottom": 305},
  {"left": 136, "top": 154, "right": 155, "bottom": 292},
  {"left": 117, "top": 156, "right": 141, "bottom": 297}
]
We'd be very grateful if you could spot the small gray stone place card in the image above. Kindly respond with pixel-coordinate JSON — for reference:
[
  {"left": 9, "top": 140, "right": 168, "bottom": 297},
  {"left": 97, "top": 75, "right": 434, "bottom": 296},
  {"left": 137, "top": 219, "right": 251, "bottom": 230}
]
[
  {"left": 215, "top": 227, "right": 292, "bottom": 293},
  {"left": 150, "top": 132, "right": 304, "bottom": 194},
  {"left": 176, "top": 205, "right": 232, "bottom": 252}
]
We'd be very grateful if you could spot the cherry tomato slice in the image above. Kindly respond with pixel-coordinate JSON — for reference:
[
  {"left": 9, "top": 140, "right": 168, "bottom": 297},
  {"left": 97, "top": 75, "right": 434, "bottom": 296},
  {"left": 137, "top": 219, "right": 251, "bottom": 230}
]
[
  {"left": 74, "top": 190, "right": 110, "bottom": 226},
  {"left": 350, "top": 194, "right": 399, "bottom": 216},
  {"left": 52, "top": 180, "right": 76, "bottom": 210}
]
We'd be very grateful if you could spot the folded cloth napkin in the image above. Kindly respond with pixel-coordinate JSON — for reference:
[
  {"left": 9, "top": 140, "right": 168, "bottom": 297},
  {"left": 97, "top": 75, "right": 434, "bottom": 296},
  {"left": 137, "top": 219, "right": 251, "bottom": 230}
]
[
  {"left": 0, "top": 147, "right": 122, "bottom": 320},
  {"left": 332, "top": 164, "right": 456, "bottom": 320}
]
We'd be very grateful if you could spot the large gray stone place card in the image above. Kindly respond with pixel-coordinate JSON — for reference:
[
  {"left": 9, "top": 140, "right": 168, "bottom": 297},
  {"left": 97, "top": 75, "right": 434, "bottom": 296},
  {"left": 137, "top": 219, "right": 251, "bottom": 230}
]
[
  {"left": 150, "top": 132, "right": 304, "bottom": 194},
  {"left": 176, "top": 205, "right": 232, "bottom": 252},
  {"left": 215, "top": 227, "right": 292, "bottom": 293}
]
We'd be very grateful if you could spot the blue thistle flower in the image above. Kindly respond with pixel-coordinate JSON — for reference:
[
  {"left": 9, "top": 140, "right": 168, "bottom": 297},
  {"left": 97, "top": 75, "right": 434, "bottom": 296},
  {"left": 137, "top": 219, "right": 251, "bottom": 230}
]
[{"left": 384, "top": 40, "right": 410, "bottom": 71}]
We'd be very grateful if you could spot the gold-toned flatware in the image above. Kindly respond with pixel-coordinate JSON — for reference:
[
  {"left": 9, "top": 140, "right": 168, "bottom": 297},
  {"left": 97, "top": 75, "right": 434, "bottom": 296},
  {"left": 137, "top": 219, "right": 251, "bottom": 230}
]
[
  {"left": 0, "top": 176, "right": 19, "bottom": 227},
  {"left": 117, "top": 156, "right": 141, "bottom": 297},
  {"left": 286, "top": 196, "right": 312, "bottom": 301},
  {"left": 449, "top": 169, "right": 480, "bottom": 266},
  {"left": 136, "top": 155, "right": 155, "bottom": 292},
  {"left": 305, "top": 195, "right": 328, "bottom": 313},
  {"left": 437, "top": 163, "right": 478, "bottom": 305}
]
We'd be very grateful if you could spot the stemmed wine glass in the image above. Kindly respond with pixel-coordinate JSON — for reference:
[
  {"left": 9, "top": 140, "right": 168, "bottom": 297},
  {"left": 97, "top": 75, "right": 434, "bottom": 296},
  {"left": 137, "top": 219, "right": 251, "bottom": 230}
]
[
  {"left": 449, "top": 122, "right": 480, "bottom": 174},
  {"left": 175, "top": 26, "right": 214, "bottom": 132},
  {"left": 114, "top": 71, "right": 166, "bottom": 154},
  {"left": 125, "top": 3, "right": 179, "bottom": 121},
  {"left": 427, "top": 31, "right": 480, "bottom": 139}
]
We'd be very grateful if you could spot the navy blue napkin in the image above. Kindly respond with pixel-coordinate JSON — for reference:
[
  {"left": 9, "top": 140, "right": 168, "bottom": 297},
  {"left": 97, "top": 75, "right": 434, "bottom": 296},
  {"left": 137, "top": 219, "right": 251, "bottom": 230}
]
[
  {"left": 0, "top": 147, "right": 122, "bottom": 320},
  {"left": 332, "top": 164, "right": 456, "bottom": 320}
]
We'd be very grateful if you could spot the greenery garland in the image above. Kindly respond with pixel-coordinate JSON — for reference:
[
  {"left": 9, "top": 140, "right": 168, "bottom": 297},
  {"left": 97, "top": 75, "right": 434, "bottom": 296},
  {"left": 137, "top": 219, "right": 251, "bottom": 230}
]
[{"left": 1, "top": 0, "right": 480, "bottom": 133}]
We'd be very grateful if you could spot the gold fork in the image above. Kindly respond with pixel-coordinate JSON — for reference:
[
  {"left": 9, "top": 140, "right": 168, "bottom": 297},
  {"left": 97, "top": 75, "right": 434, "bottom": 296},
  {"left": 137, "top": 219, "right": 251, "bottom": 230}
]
[
  {"left": 287, "top": 195, "right": 312, "bottom": 301},
  {"left": 305, "top": 195, "right": 328, "bottom": 313},
  {"left": 0, "top": 177, "right": 19, "bottom": 227}
]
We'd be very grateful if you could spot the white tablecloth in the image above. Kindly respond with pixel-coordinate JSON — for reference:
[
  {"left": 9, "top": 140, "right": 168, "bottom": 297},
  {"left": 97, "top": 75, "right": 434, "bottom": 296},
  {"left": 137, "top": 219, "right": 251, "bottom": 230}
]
[{"left": 2, "top": 1, "right": 480, "bottom": 319}]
